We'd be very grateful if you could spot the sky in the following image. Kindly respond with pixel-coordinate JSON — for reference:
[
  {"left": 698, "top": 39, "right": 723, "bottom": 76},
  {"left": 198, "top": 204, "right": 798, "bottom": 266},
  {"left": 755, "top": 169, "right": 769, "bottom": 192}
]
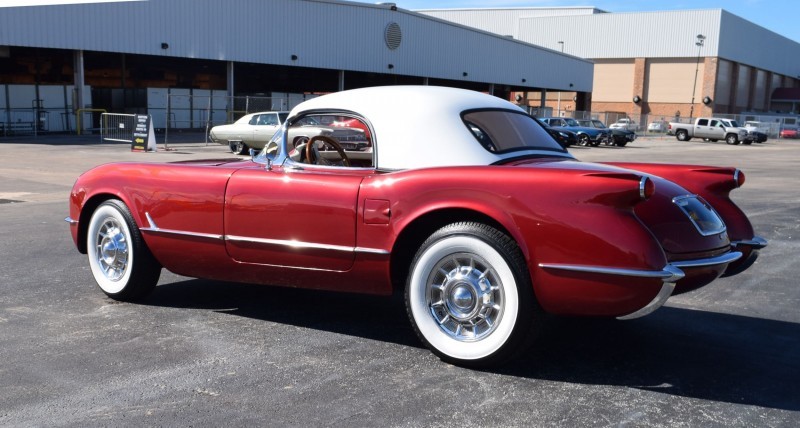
[{"left": 1, "top": 0, "right": 797, "bottom": 42}]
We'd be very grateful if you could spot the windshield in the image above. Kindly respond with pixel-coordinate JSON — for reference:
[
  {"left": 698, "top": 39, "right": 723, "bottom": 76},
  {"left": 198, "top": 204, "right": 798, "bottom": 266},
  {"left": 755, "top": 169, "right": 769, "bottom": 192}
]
[
  {"left": 562, "top": 118, "right": 580, "bottom": 126},
  {"left": 463, "top": 110, "right": 565, "bottom": 154}
]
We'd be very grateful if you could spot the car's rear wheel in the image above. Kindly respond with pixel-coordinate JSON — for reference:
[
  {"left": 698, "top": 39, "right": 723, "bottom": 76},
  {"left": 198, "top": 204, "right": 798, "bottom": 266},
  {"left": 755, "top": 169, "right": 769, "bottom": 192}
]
[
  {"left": 676, "top": 130, "right": 690, "bottom": 141},
  {"left": 86, "top": 200, "right": 161, "bottom": 301},
  {"left": 405, "top": 222, "right": 541, "bottom": 367}
]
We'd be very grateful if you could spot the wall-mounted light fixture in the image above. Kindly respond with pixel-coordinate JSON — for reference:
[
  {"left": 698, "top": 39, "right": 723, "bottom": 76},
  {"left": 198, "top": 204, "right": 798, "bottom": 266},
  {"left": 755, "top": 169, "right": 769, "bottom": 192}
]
[
  {"left": 633, "top": 95, "right": 641, "bottom": 103},
  {"left": 291, "top": 54, "right": 298, "bottom": 61},
  {"left": 515, "top": 94, "right": 523, "bottom": 102},
  {"left": 463, "top": 72, "right": 468, "bottom": 77},
  {"left": 160, "top": 43, "right": 169, "bottom": 50},
  {"left": 388, "top": 64, "right": 394, "bottom": 69},
  {"left": 572, "top": 96, "right": 577, "bottom": 102},
  {"left": 702, "top": 96, "right": 712, "bottom": 105}
]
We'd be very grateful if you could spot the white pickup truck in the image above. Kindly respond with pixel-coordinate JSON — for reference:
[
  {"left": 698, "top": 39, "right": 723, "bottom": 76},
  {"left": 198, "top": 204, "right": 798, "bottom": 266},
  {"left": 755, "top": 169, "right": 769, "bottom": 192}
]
[{"left": 668, "top": 117, "right": 750, "bottom": 145}]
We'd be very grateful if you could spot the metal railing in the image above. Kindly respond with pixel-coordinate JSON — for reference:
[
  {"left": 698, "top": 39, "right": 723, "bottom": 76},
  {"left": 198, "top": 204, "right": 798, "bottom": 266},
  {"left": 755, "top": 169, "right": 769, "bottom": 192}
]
[{"left": 100, "top": 113, "right": 138, "bottom": 143}]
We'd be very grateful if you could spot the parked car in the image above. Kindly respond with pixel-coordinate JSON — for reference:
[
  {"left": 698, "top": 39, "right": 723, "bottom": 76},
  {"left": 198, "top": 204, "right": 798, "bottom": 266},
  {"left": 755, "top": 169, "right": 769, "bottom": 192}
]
[
  {"left": 577, "top": 118, "right": 636, "bottom": 147},
  {"left": 210, "top": 111, "right": 369, "bottom": 154},
  {"left": 668, "top": 117, "right": 749, "bottom": 145},
  {"left": 209, "top": 111, "right": 289, "bottom": 154},
  {"left": 648, "top": 120, "right": 668, "bottom": 133},
  {"left": 539, "top": 117, "right": 609, "bottom": 146},
  {"left": 779, "top": 126, "right": 799, "bottom": 139},
  {"left": 67, "top": 86, "right": 766, "bottom": 367},
  {"left": 543, "top": 126, "right": 577, "bottom": 148},
  {"left": 742, "top": 121, "right": 768, "bottom": 143},
  {"left": 609, "top": 117, "right": 639, "bottom": 131}
]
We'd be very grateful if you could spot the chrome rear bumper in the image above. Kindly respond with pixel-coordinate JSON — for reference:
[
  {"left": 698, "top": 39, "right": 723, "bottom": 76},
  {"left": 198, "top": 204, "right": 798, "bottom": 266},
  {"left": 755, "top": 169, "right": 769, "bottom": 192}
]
[{"left": 539, "top": 250, "right": 743, "bottom": 320}]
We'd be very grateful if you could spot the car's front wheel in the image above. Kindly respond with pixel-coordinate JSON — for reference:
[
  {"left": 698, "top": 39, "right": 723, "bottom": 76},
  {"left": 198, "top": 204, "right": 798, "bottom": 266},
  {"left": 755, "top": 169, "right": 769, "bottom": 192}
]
[
  {"left": 86, "top": 200, "right": 161, "bottom": 301},
  {"left": 229, "top": 140, "right": 248, "bottom": 154},
  {"left": 405, "top": 222, "right": 541, "bottom": 367},
  {"left": 726, "top": 134, "right": 740, "bottom": 145}
]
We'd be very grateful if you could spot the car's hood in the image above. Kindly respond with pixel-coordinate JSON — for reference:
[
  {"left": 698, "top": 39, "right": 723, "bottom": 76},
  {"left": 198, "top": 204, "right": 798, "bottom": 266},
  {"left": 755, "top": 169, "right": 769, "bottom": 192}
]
[{"left": 169, "top": 158, "right": 251, "bottom": 167}]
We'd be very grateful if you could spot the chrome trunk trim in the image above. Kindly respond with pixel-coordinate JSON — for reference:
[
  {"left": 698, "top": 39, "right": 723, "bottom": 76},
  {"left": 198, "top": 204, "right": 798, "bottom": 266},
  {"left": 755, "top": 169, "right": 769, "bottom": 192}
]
[
  {"left": 671, "top": 251, "right": 742, "bottom": 268},
  {"left": 731, "top": 236, "right": 768, "bottom": 250}
]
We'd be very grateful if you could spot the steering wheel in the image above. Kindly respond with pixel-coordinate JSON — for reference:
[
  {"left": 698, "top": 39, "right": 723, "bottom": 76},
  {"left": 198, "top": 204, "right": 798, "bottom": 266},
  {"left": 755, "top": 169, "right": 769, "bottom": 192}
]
[{"left": 305, "top": 135, "right": 351, "bottom": 167}]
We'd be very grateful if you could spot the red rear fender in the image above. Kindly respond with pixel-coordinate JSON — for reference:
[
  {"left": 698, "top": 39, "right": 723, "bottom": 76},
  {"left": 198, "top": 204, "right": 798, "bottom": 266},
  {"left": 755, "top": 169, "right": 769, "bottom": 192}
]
[{"left": 605, "top": 163, "right": 755, "bottom": 241}]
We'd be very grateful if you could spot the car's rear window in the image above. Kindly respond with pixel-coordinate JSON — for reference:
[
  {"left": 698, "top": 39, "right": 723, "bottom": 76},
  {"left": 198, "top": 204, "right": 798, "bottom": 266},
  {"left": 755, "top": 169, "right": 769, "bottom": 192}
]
[{"left": 462, "top": 110, "right": 565, "bottom": 154}]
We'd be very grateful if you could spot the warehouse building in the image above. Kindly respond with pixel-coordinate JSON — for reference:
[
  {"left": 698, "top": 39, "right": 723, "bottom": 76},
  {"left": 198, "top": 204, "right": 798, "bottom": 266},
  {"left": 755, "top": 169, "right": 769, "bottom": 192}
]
[
  {"left": 420, "top": 7, "right": 800, "bottom": 122},
  {"left": 0, "top": 0, "right": 592, "bottom": 134}
]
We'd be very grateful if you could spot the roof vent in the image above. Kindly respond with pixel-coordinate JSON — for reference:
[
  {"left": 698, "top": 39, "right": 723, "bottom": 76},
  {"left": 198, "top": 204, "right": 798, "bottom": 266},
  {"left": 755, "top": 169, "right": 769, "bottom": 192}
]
[{"left": 384, "top": 22, "right": 402, "bottom": 50}]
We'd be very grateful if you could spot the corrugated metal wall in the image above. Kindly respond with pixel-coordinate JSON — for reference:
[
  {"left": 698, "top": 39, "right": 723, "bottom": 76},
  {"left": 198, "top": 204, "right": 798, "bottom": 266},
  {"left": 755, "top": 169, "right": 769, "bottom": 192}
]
[
  {"left": 417, "top": 7, "right": 601, "bottom": 38},
  {"left": 516, "top": 10, "right": 722, "bottom": 59},
  {"left": 0, "top": 0, "right": 593, "bottom": 92},
  {"left": 420, "top": 7, "right": 800, "bottom": 79}
]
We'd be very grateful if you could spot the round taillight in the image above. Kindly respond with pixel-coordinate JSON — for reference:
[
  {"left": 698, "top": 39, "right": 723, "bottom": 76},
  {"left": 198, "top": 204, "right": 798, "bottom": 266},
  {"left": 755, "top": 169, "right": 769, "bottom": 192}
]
[
  {"left": 734, "top": 169, "right": 746, "bottom": 187},
  {"left": 639, "top": 177, "right": 655, "bottom": 200}
]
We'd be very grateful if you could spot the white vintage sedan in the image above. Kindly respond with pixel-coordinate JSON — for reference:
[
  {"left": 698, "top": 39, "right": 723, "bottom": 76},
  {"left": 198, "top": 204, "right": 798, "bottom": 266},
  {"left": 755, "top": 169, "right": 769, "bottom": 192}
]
[
  {"left": 210, "top": 111, "right": 369, "bottom": 155},
  {"left": 209, "top": 111, "right": 289, "bottom": 154}
]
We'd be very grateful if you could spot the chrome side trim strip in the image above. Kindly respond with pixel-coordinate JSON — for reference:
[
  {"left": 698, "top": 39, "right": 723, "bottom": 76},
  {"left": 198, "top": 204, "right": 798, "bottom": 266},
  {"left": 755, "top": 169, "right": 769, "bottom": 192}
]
[
  {"left": 226, "top": 235, "right": 354, "bottom": 252},
  {"left": 671, "top": 251, "right": 742, "bottom": 268},
  {"left": 65, "top": 217, "right": 78, "bottom": 225},
  {"left": 141, "top": 213, "right": 390, "bottom": 255},
  {"left": 538, "top": 263, "right": 685, "bottom": 282},
  {"left": 354, "top": 247, "right": 391, "bottom": 255},
  {"left": 731, "top": 236, "right": 768, "bottom": 250},
  {"left": 140, "top": 212, "right": 224, "bottom": 241},
  {"left": 225, "top": 235, "right": 390, "bottom": 255}
]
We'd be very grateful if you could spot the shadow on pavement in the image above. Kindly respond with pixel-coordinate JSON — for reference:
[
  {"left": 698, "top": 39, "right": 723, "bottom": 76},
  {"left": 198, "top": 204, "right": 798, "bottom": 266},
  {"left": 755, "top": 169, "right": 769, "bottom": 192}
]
[{"left": 141, "top": 277, "right": 800, "bottom": 411}]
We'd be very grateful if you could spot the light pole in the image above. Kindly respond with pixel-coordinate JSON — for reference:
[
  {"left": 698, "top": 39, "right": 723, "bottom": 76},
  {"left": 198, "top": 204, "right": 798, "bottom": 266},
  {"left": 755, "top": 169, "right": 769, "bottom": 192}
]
[
  {"left": 689, "top": 34, "right": 705, "bottom": 120},
  {"left": 557, "top": 41, "right": 564, "bottom": 115}
]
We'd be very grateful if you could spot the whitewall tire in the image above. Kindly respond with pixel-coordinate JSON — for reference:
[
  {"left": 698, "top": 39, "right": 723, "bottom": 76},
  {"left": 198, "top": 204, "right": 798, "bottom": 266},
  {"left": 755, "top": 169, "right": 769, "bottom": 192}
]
[
  {"left": 406, "top": 222, "right": 541, "bottom": 367},
  {"left": 86, "top": 200, "right": 160, "bottom": 300}
]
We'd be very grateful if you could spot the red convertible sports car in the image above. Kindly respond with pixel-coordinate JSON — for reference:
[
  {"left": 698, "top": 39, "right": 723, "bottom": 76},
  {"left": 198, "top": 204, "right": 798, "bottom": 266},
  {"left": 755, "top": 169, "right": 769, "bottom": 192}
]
[{"left": 67, "top": 86, "right": 766, "bottom": 367}]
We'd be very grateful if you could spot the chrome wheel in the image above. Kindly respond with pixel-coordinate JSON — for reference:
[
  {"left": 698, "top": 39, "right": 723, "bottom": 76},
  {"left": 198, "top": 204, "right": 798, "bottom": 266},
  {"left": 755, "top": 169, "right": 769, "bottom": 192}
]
[
  {"left": 427, "top": 253, "right": 504, "bottom": 342},
  {"left": 94, "top": 216, "right": 129, "bottom": 282}
]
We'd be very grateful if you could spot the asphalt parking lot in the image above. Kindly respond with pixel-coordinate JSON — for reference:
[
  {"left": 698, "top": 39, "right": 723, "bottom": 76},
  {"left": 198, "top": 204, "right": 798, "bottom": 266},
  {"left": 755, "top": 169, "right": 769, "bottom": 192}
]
[{"left": 1, "top": 133, "right": 798, "bottom": 426}]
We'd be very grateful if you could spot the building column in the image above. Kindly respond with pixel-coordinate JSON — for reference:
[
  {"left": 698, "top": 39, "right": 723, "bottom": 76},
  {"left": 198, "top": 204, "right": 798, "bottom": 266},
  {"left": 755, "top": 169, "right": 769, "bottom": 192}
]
[
  {"left": 338, "top": 71, "right": 345, "bottom": 91},
  {"left": 631, "top": 57, "right": 646, "bottom": 117},
  {"left": 700, "top": 57, "right": 718, "bottom": 116},
  {"left": 226, "top": 61, "right": 234, "bottom": 98},
  {"left": 728, "top": 63, "right": 740, "bottom": 114},
  {"left": 73, "top": 50, "right": 85, "bottom": 111},
  {"left": 540, "top": 89, "right": 546, "bottom": 109}
]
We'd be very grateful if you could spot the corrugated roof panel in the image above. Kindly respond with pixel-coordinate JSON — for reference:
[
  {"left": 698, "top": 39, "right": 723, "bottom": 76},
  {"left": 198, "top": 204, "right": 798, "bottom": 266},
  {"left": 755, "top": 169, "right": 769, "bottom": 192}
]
[{"left": 0, "top": 0, "right": 593, "bottom": 91}]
